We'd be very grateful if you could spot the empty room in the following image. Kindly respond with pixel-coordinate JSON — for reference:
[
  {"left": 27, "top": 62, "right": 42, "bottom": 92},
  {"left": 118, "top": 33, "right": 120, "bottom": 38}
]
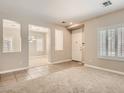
[{"left": 0, "top": 0, "right": 124, "bottom": 93}]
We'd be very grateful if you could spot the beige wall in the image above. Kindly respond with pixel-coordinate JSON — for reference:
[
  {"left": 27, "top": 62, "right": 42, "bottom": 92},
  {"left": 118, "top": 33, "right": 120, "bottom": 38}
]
[
  {"left": 53, "top": 26, "right": 72, "bottom": 62},
  {"left": 83, "top": 9, "right": 124, "bottom": 72},
  {"left": 0, "top": 11, "right": 72, "bottom": 72}
]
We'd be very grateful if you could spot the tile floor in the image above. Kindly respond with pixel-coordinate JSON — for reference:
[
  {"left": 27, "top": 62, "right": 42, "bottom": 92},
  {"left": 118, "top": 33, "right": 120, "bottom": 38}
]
[
  {"left": 0, "top": 61, "right": 83, "bottom": 87},
  {"left": 29, "top": 55, "right": 50, "bottom": 67}
]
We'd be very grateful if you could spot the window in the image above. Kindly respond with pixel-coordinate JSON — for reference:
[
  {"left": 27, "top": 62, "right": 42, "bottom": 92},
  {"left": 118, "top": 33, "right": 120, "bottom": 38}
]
[
  {"left": 98, "top": 25, "right": 124, "bottom": 60},
  {"left": 117, "top": 27, "right": 124, "bottom": 57},
  {"left": 108, "top": 28, "right": 116, "bottom": 56},
  {"left": 55, "top": 29, "right": 63, "bottom": 50},
  {"left": 3, "top": 19, "right": 21, "bottom": 53},
  {"left": 99, "top": 30, "right": 107, "bottom": 56},
  {"left": 3, "top": 38, "right": 13, "bottom": 52},
  {"left": 36, "top": 38, "right": 43, "bottom": 51}
]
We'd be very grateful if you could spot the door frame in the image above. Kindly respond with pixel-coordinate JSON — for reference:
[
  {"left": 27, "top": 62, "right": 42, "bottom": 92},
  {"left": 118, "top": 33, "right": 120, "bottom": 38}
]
[{"left": 28, "top": 26, "right": 52, "bottom": 67}]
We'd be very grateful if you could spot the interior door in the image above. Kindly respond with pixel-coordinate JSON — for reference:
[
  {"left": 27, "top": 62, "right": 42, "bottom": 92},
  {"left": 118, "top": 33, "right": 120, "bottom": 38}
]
[{"left": 72, "top": 29, "right": 83, "bottom": 61}]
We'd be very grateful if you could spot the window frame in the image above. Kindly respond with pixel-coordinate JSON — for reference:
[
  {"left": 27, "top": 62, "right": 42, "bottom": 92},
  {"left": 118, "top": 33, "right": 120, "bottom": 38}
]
[
  {"left": 98, "top": 25, "right": 124, "bottom": 61},
  {"left": 2, "top": 19, "right": 21, "bottom": 53}
]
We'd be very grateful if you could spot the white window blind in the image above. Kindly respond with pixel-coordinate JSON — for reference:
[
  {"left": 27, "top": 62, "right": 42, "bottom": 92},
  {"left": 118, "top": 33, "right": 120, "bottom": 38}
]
[
  {"left": 98, "top": 25, "right": 124, "bottom": 60},
  {"left": 108, "top": 29, "right": 116, "bottom": 56},
  {"left": 99, "top": 30, "right": 107, "bottom": 56},
  {"left": 55, "top": 29, "right": 63, "bottom": 50},
  {"left": 117, "top": 27, "right": 124, "bottom": 57}
]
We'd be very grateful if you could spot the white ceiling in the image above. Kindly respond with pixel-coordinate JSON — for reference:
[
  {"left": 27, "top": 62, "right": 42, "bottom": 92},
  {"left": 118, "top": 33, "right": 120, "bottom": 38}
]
[{"left": 0, "top": 0, "right": 124, "bottom": 26}]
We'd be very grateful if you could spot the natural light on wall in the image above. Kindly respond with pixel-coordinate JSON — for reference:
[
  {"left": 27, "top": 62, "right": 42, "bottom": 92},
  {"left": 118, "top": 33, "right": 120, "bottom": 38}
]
[
  {"left": 55, "top": 29, "right": 63, "bottom": 51},
  {"left": 3, "top": 19, "right": 21, "bottom": 53},
  {"left": 98, "top": 24, "right": 124, "bottom": 60}
]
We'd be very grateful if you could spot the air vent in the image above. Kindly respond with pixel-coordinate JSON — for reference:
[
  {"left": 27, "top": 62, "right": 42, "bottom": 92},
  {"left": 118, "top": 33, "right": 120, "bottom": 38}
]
[{"left": 103, "top": 0, "right": 112, "bottom": 7}]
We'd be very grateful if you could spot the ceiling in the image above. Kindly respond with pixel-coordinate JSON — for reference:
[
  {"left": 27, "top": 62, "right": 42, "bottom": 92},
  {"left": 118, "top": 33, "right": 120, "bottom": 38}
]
[{"left": 0, "top": 0, "right": 124, "bottom": 26}]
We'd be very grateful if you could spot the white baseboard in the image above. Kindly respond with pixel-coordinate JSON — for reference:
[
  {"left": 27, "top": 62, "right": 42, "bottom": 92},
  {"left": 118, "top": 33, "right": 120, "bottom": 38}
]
[
  {"left": 51, "top": 59, "right": 72, "bottom": 64},
  {"left": 85, "top": 64, "right": 124, "bottom": 76},
  {"left": 0, "top": 67, "right": 29, "bottom": 74}
]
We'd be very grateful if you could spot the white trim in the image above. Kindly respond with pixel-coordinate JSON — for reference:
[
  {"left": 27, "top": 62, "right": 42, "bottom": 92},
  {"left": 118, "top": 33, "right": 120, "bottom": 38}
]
[
  {"left": 51, "top": 59, "right": 72, "bottom": 64},
  {"left": 85, "top": 64, "right": 124, "bottom": 76},
  {"left": 0, "top": 67, "right": 29, "bottom": 74}
]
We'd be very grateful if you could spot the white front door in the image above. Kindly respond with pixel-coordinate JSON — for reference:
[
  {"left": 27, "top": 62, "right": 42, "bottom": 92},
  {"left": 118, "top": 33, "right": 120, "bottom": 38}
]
[{"left": 72, "top": 29, "right": 83, "bottom": 61}]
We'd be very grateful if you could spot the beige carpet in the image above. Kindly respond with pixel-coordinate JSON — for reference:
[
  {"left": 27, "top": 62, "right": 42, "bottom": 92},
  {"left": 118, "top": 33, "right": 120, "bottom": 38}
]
[{"left": 0, "top": 67, "right": 124, "bottom": 93}]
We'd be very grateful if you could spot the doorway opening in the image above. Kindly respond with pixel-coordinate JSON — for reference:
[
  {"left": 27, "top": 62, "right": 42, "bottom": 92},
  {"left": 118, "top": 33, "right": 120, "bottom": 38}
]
[{"left": 28, "top": 24, "right": 50, "bottom": 67}]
